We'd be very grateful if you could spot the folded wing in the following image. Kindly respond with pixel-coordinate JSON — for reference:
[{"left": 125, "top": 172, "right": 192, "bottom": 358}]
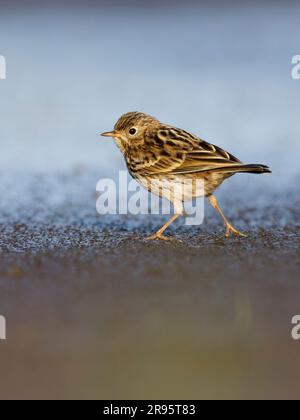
[{"left": 137, "top": 126, "right": 243, "bottom": 176}]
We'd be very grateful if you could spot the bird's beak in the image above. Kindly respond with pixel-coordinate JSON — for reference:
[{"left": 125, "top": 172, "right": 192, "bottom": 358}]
[{"left": 101, "top": 130, "right": 121, "bottom": 138}]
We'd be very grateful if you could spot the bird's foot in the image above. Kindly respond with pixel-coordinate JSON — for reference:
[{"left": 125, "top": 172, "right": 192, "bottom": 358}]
[
  {"left": 146, "top": 233, "right": 181, "bottom": 242},
  {"left": 146, "top": 233, "right": 172, "bottom": 241},
  {"left": 225, "top": 224, "right": 247, "bottom": 238}
]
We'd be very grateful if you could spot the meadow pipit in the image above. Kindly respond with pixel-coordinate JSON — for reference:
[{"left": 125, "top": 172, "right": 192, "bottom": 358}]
[{"left": 101, "top": 112, "right": 271, "bottom": 240}]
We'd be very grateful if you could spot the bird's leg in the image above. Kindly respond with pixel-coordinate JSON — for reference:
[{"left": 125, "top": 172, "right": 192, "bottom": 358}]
[
  {"left": 146, "top": 214, "right": 181, "bottom": 241},
  {"left": 208, "top": 195, "right": 246, "bottom": 238}
]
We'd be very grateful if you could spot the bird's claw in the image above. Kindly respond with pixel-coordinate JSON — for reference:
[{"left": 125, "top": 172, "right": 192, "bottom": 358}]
[
  {"left": 146, "top": 233, "right": 182, "bottom": 242},
  {"left": 225, "top": 225, "right": 247, "bottom": 238}
]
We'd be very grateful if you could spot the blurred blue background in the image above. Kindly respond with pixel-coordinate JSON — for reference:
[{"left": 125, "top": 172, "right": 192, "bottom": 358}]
[{"left": 0, "top": 0, "right": 299, "bottom": 181}]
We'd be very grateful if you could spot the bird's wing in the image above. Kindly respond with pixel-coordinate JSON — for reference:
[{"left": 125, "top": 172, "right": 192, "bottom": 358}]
[{"left": 136, "top": 126, "right": 243, "bottom": 176}]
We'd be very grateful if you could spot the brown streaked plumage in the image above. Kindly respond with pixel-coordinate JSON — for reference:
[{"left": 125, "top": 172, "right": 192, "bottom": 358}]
[{"left": 101, "top": 112, "right": 271, "bottom": 240}]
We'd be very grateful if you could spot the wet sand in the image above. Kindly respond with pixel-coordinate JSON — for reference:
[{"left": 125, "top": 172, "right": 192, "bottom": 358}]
[{"left": 0, "top": 172, "right": 299, "bottom": 399}]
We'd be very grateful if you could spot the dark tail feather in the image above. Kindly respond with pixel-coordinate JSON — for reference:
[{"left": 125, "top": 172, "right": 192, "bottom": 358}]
[{"left": 208, "top": 164, "right": 272, "bottom": 175}]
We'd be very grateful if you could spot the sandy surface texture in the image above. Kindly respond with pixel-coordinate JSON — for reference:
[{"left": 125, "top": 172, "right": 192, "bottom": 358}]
[{"left": 0, "top": 171, "right": 299, "bottom": 399}]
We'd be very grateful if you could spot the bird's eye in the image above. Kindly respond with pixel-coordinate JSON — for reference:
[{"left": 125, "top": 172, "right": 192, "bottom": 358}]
[{"left": 129, "top": 128, "right": 137, "bottom": 136}]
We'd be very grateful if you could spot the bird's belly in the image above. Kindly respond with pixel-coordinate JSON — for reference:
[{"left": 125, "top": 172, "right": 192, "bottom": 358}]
[{"left": 134, "top": 174, "right": 217, "bottom": 202}]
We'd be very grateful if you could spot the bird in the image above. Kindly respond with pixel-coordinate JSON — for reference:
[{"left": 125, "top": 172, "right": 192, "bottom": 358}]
[{"left": 101, "top": 112, "right": 271, "bottom": 241}]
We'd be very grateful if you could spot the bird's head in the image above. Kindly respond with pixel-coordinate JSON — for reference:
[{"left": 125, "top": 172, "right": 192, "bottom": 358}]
[{"left": 101, "top": 112, "right": 159, "bottom": 148}]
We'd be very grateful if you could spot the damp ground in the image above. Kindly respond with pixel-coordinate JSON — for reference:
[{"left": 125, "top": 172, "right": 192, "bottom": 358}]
[{"left": 0, "top": 171, "right": 299, "bottom": 399}]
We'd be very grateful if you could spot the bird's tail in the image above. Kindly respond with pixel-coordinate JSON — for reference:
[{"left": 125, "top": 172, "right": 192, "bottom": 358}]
[{"left": 207, "top": 164, "right": 271, "bottom": 175}]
